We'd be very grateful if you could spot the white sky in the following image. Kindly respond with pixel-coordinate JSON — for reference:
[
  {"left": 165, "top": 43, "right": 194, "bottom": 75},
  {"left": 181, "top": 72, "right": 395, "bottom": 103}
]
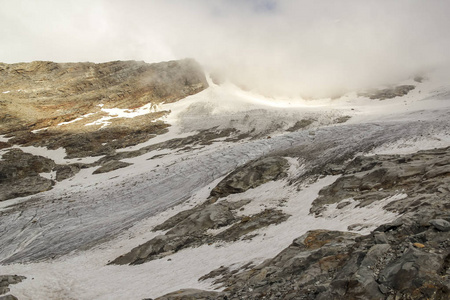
[{"left": 1, "top": 0, "right": 450, "bottom": 98}]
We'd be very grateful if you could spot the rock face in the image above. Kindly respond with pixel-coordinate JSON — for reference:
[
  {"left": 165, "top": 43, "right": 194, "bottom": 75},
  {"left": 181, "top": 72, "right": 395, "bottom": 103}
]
[
  {"left": 0, "top": 59, "right": 207, "bottom": 135},
  {"left": 0, "top": 275, "right": 26, "bottom": 299},
  {"left": 0, "top": 59, "right": 208, "bottom": 159},
  {"left": 0, "top": 59, "right": 208, "bottom": 200},
  {"left": 210, "top": 156, "right": 289, "bottom": 198},
  {"left": 0, "top": 149, "right": 55, "bottom": 201}
]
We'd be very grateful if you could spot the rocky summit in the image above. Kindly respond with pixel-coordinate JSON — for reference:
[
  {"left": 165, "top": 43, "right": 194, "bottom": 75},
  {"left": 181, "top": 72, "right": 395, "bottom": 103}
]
[{"left": 0, "top": 58, "right": 449, "bottom": 300}]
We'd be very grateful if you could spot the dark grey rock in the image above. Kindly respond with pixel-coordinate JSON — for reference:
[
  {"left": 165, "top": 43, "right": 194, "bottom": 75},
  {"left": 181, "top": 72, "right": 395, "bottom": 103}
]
[
  {"left": 54, "top": 164, "right": 81, "bottom": 181},
  {"left": 92, "top": 160, "right": 132, "bottom": 174},
  {"left": 0, "top": 275, "right": 25, "bottom": 299},
  {"left": 0, "top": 148, "right": 55, "bottom": 201},
  {"left": 430, "top": 219, "right": 450, "bottom": 232},
  {"left": 0, "top": 295, "right": 18, "bottom": 300},
  {"left": 286, "top": 119, "right": 315, "bottom": 132},
  {"left": 211, "top": 156, "right": 289, "bottom": 198},
  {"left": 311, "top": 147, "right": 450, "bottom": 216}
]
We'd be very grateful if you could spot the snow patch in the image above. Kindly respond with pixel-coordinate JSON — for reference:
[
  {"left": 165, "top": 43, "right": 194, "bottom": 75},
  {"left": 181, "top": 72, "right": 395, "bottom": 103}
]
[
  {"left": 320, "top": 194, "right": 406, "bottom": 231},
  {"left": 0, "top": 134, "right": 10, "bottom": 142},
  {"left": 85, "top": 103, "right": 164, "bottom": 128},
  {"left": 57, "top": 113, "right": 95, "bottom": 126},
  {"left": 40, "top": 171, "right": 57, "bottom": 180},
  {"left": 31, "top": 127, "right": 49, "bottom": 133}
]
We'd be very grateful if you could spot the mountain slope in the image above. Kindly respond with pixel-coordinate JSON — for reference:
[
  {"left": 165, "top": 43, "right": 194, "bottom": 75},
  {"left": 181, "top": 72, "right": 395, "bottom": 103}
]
[{"left": 0, "top": 60, "right": 449, "bottom": 300}]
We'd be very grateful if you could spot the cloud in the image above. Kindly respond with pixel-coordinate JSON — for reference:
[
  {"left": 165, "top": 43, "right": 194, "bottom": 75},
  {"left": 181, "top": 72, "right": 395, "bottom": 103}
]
[{"left": 1, "top": 0, "right": 450, "bottom": 98}]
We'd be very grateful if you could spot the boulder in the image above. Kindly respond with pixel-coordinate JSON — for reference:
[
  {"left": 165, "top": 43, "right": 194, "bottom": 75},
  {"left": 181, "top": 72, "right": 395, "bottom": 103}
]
[{"left": 430, "top": 219, "right": 450, "bottom": 232}]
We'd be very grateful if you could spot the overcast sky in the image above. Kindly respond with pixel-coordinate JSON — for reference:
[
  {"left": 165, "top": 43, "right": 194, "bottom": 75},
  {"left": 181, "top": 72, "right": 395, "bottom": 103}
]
[{"left": 1, "top": 0, "right": 449, "bottom": 98}]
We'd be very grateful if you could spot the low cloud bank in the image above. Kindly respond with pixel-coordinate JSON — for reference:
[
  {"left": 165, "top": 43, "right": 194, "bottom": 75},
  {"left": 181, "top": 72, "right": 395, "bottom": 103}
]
[{"left": 1, "top": 0, "right": 449, "bottom": 98}]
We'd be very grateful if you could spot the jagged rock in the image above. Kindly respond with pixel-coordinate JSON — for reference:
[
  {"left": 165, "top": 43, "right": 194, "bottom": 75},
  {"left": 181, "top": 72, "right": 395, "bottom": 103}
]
[
  {"left": 0, "top": 275, "right": 26, "bottom": 297},
  {"left": 311, "top": 147, "right": 450, "bottom": 215},
  {"left": 0, "top": 176, "right": 54, "bottom": 202},
  {"left": 93, "top": 160, "right": 132, "bottom": 174},
  {"left": 334, "top": 115, "right": 351, "bottom": 124},
  {"left": 54, "top": 164, "right": 81, "bottom": 181},
  {"left": 111, "top": 201, "right": 240, "bottom": 265},
  {"left": 379, "top": 247, "right": 446, "bottom": 297},
  {"left": 0, "top": 148, "right": 55, "bottom": 181},
  {"left": 210, "top": 156, "right": 289, "bottom": 198},
  {"left": 0, "top": 149, "right": 55, "bottom": 201}
]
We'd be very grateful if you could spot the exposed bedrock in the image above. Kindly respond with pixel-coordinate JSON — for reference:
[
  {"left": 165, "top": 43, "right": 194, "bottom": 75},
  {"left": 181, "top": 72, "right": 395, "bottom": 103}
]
[
  {"left": 111, "top": 156, "right": 291, "bottom": 265},
  {"left": 311, "top": 147, "right": 450, "bottom": 216},
  {"left": 210, "top": 156, "right": 289, "bottom": 199},
  {"left": 0, "top": 58, "right": 208, "bottom": 159},
  {"left": 0, "top": 149, "right": 55, "bottom": 201},
  {"left": 157, "top": 147, "right": 450, "bottom": 300}
]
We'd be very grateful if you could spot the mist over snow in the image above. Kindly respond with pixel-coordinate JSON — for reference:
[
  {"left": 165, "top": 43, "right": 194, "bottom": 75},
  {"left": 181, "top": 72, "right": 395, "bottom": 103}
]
[{"left": 1, "top": 0, "right": 450, "bottom": 98}]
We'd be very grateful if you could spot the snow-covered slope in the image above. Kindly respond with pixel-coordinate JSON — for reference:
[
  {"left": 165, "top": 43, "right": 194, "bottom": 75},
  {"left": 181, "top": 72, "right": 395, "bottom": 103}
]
[{"left": 1, "top": 71, "right": 449, "bottom": 299}]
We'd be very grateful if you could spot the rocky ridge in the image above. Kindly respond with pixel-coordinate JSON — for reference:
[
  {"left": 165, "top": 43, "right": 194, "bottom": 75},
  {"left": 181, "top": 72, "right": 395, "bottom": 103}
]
[
  {"left": 0, "top": 58, "right": 208, "bottom": 160},
  {"left": 0, "top": 59, "right": 208, "bottom": 200}
]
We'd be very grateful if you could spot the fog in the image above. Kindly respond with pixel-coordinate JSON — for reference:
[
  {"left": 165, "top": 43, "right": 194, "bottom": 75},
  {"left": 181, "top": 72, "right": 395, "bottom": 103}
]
[{"left": 1, "top": 0, "right": 449, "bottom": 98}]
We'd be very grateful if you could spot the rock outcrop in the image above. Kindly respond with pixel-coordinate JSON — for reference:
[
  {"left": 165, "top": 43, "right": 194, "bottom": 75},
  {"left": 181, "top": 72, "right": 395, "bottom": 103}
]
[
  {"left": 210, "top": 156, "right": 289, "bottom": 198},
  {"left": 111, "top": 156, "right": 291, "bottom": 265},
  {"left": 360, "top": 85, "right": 415, "bottom": 100},
  {"left": 110, "top": 198, "right": 289, "bottom": 265},
  {"left": 0, "top": 149, "right": 55, "bottom": 201},
  {"left": 156, "top": 147, "right": 450, "bottom": 300},
  {"left": 0, "top": 275, "right": 25, "bottom": 300},
  {"left": 312, "top": 147, "right": 450, "bottom": 215}
]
